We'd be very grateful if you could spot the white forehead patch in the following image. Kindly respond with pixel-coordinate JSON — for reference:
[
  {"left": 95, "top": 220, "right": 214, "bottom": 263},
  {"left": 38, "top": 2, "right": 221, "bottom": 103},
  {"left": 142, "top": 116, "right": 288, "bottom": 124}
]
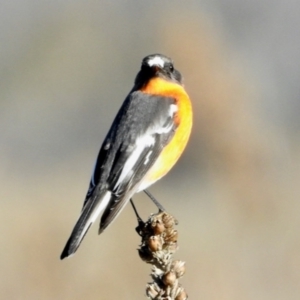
[{"left": 147, "top": 56, "right": 165, "bottom": 68}]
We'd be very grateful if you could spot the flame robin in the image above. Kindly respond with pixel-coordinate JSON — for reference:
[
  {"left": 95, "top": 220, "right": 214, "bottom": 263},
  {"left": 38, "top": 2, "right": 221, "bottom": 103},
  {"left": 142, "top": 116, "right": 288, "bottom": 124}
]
[{"left": 61, "top": 54, "right": 192, "bottom": 259}]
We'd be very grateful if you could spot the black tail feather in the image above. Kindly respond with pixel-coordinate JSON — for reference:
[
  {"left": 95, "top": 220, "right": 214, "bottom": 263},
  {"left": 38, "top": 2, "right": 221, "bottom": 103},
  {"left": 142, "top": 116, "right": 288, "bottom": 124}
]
[
  {"left": 60, "top": 222, "right": 92, "bottom": 259},
  {"left": 60, "top": 192, "right": 111, "bottom": 259}
]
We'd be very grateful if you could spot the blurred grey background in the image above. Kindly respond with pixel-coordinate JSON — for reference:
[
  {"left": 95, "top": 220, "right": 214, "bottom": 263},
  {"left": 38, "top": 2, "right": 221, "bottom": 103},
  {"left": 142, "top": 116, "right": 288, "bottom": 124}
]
[{"left": 1, "top": 1, "right": 300, "bottom": 299}]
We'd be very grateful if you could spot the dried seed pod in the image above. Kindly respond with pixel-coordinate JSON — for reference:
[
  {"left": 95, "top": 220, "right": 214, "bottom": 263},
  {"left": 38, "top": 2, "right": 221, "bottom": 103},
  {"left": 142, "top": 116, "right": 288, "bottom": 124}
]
[
  {"left": 171, "top": 260, "right": 186, "bottom": 278},
  {"left": 137, "top": 211, "right": 187, "bottom": 300},
  {"left": 147, "top": 235, "right": 162, "bottom": 252},
  {"left": 152, "top": 219, "right": 166, "bottom": 235},
  {"left": 162, "top": 270, "right": 177, "bottom": 286},
  {"left": 164, "top": 242, "right": 178, "bottom": 252},
  {"left": 165, "top": 229, "right": 178, "bottom": 243},
  {"left": 162, "top": 213, "right": 175, "bottom": 228},
  {"left": 175, "top": 287, "right": 188, "bottom": 300},
  {"left": 138, "top": 246, "right": 153, "bottom": 262}
]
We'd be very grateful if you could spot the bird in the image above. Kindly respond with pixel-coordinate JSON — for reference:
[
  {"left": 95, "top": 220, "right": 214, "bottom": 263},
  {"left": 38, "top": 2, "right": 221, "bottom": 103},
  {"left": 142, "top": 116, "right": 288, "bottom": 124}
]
[{"left": 60, "top": 54, "right": 192, "bottom": 259}]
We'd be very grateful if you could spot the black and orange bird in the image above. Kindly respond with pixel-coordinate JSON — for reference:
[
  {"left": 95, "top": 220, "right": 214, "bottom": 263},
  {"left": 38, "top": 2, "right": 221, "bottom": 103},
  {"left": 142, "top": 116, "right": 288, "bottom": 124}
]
[{"left": 60, "top": 54, "right": 192, "bottom": 259}]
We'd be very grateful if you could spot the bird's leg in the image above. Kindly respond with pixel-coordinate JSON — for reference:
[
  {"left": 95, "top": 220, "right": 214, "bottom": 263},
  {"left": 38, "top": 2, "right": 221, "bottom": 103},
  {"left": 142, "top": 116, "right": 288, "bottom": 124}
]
[
  {"left": 130, "top": 198, "right": 145, "bottom": 236},
  {"left": 144, "top": 189, "right": 165, "bottom": 212},
  {"left": 130, "top": 198, "right": 143, "bottom": 223}
]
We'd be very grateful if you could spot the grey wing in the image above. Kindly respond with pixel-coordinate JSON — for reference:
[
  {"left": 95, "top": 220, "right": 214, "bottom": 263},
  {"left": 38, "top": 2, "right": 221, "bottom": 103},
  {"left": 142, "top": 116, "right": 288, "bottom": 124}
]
[{"left": 86, "top": 90, "right": 178, "bottom": 231}]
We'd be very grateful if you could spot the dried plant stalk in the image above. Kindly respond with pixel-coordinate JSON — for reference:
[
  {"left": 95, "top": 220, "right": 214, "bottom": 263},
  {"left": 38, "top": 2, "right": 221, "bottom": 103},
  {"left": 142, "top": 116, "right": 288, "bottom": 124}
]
[{"left": 136, "top": 211, "right": 188, "bottom": 300}]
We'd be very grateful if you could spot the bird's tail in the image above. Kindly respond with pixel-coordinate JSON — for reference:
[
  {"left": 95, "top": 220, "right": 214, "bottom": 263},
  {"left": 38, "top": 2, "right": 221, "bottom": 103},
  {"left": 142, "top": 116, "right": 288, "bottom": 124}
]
[{"left": 60, "top": 191, "right": 112, "bottom": 259}]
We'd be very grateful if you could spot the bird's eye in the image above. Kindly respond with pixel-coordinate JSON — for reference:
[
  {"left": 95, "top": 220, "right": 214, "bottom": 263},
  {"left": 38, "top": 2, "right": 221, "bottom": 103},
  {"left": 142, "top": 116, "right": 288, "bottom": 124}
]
[{"left": 169, "top": 64, "right": 174, "bottom": 72}]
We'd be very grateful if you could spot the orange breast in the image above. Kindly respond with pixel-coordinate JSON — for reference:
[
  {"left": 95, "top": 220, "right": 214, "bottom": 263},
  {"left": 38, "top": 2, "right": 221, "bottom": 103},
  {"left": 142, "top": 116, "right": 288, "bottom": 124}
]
[{"left": 140, "top": 77, "right": 193, "bottom": 187}]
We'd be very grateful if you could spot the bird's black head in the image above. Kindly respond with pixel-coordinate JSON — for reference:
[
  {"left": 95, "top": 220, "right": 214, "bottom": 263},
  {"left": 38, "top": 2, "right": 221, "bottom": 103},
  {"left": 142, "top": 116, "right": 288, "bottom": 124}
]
[{"left": 134, "top": 54, "right": 182, "bottom": 88}]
